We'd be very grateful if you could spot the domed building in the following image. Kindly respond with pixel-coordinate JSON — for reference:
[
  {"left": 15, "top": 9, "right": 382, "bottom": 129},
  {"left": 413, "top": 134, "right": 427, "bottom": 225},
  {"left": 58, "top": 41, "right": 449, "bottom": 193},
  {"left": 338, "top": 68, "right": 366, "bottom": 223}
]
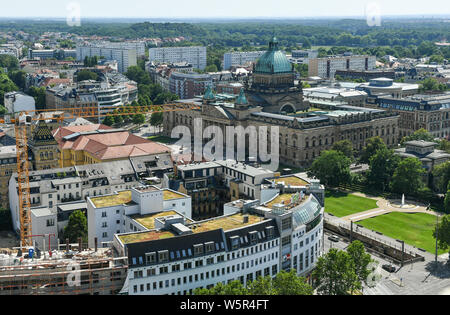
[{"left": 245, "top": 37, "right": 307, "bottom": 114}]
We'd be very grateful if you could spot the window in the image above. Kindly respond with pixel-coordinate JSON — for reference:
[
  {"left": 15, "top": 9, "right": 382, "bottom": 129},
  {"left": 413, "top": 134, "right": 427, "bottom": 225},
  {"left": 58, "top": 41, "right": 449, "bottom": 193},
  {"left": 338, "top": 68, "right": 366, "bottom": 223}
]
[
  {"left": 158, "top": 250, "right": 169, "bottom": 263},
  {"left": 146, "top": 252, "right": 156, "bottom": 264},
  {"left": 46, "top": 219, "right": 55, "bottom": 227},
  {"left": 205, "top": 242, "right": 214, "bottom": 253},
  {"left": 159, "top": 266, "right": 168, "bottom": 274},
  {"left": 193, "top": 244, "right": 204, "bottom": 256}
]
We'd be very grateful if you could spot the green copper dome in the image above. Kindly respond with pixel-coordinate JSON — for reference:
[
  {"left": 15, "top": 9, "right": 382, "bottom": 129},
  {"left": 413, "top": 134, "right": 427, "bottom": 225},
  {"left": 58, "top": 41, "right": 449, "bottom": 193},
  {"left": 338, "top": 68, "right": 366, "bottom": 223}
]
[
  {"left": 203, "top": 85, "right": 215, "bottom": 100},
  {"left": 255, "top": 37, "right": 293, "bottom": 74},
  {"left": 235, "top": 88, "right": 248, "bottom": 106}
]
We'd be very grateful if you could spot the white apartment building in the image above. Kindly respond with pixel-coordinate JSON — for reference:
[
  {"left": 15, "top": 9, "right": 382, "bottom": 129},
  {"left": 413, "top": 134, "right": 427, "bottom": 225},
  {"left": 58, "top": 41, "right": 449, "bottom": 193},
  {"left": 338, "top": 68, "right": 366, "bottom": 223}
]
[
  {"left": 289, "top": 50, "right": 319, "bottom": 65},
  {"left": 112, "top": 175, "right": 325, "bottom": 295},
  {"left": 308, "top": 55, "right": 376, "bottom": 79},
  {"left": 9, "top": 157, "right": 174, "bottom": 247},
  {"left": 223, "top": 51, "right": 265, "bottom": 70},
  {"left": 4, "top": 91, "right": 36, "bottom": 116},
  {"left": 87, "top": 186, "right": 192, "bottom": 248},
  {"left": 149, "top": 47, "right": 207, "bottom": 70},
  {"left": 76, "top": 45, "right": 137, "bottom": 73}
]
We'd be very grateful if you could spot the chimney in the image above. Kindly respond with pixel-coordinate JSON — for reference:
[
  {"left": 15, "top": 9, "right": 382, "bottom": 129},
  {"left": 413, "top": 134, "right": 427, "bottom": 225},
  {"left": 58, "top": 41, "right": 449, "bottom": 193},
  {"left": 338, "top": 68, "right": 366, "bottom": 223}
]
[
  {"left": 243, "top": 215, "right": 249, "bottom": 224},
  {"left": 66, "top": 238, "right": 70, "bottom": 252},
  {"left": 94, "top": 237, "right": 98, "bottom": 252},
  {"left": 78, "top": 237, "right": 82, "bottom": 252}
]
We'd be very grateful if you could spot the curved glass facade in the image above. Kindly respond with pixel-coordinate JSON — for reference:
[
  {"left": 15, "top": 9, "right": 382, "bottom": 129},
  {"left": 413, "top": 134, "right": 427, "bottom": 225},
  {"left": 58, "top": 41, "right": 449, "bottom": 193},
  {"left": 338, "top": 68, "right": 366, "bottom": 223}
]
[{"left": 292, "top": 195, "right": 322, "bottom": 229}]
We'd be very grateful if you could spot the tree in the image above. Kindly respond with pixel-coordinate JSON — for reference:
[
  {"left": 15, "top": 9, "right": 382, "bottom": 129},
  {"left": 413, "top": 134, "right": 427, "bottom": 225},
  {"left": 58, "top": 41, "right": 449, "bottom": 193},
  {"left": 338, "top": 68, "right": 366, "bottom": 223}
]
[
  {"left": 8, "top": 70, "right": 27, "bottom": 90},
  {"left": 359, "top": 137, "right": 387, "bottom": 164},
  {"left": 0, "top": 54, "right": 19, "bottom": 70},
  {"left": 0, "top": 105, "right": 6, "bottom": 115},
  {"left": 367, "top": 148, "right": 400, "bottom": 192},
  {"left": 102, "top": 115, "right": 115, "bottom": 126},
  {"left": 0, "top": 73, "right": 18, "bottom": 106},
  {"left": 205, "top": 64, "right": 218, "bottom": 72},
  {"left": 444, "top": 191, "right": 450, "bottom": 214},
  {"left": 313, "top": 248, "right": 360, "bottom": 295},
  {"left": 346, "top": 241, "right": 373, "bottom": 286},
  {"left": 28, "top": 86, "right": 46, "bottom": 110},
  {"left": 194, "top": 280, "right": 248, "bottom": 295},
  {"left": 150, "top": 112, "right": 164, "bottom": 133},
  {"left": 246, "top": 276, "right": 276, "bottom": 295},
  {"left": 401, "top": 129, "right": 435, "bottom": 145},
  {"left": 391, "top": 157, "right": 426, "bottom": 195},
  {"left": 76, "top": 70, "right": 98, "bottom": 82},
  {"left": 132, "top": 113, "right": 145, "bottom": 125},
  {"left": 63, "top": 210, "right": 88, "bottom": 242},
  {"left": 331, "top": 140, "right": 354, "bottom": 160},
  {"left": 434, "top": 215, "right": 450, "bottom": 260},
  {"left": 308, "top": 150, "right": 352, "bottom": 187},
  {"left": 271, "top": 270, "right": 313, "bottom": 295},
  {"left": 432, "top": 161, "right": 450, "bottom": 193}
]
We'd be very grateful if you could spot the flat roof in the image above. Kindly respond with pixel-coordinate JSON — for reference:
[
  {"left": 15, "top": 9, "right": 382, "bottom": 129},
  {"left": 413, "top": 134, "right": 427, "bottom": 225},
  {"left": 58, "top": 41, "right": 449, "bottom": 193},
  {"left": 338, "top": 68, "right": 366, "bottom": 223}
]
[
  {"left": 131, "top": 210, "right": 187, "bottom": 230},
  {"left": 119, "top": 230, "right": 176, "bottom": 244},
  {"left": 188, "top": 213, "right": 265, "bottom": 234},
  {"left": 90, "top": 190, "right": 132, "bottom": 208},
  {"left": 271, "top": 176, "right": 309, "bottom": 187},
  {"left": 163, "top": 190, "right": 187, "bottom": 201}
]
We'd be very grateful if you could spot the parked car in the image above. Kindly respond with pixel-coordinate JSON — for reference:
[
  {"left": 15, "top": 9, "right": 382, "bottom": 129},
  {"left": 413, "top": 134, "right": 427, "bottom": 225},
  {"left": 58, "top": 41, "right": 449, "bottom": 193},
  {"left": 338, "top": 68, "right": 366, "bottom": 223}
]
[
  {"left": 382, "top": 264, "right": 396, "bottom": 273},
  {"left": 328, "top": 235, "right": 340, "bottom": 242}
]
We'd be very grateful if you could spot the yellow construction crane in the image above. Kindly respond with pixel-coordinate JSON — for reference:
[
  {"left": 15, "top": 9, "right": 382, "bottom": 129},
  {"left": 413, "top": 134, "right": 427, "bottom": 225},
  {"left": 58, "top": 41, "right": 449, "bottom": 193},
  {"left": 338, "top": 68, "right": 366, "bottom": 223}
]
[{"left": 1, "top": 103, "right": 199, "bottom": 248}]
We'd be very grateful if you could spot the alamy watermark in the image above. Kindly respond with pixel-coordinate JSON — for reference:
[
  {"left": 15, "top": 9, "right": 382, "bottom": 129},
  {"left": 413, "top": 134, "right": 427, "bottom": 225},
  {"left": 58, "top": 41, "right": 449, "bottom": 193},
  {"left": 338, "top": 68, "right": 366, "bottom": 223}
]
[{"left": 66, "top": 2, "right": 81, "bottom": 27}]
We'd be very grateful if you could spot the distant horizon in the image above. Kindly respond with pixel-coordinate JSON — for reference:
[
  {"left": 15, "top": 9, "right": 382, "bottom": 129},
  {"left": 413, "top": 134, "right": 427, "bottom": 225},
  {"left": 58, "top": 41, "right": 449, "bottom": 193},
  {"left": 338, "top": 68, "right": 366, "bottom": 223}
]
[
  {"left": 0, "top": 0, "right": 448, "bottom": 20},
  {"left": 0, "top": 14, "right": 449, "bottom": 21}
]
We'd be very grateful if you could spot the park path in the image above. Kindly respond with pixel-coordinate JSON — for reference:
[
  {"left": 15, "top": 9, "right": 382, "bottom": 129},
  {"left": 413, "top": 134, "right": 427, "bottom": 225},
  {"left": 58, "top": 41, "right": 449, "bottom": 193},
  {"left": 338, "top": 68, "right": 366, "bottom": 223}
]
[{"left": 341, "top": 193, "right": 440, "bottom": 222}]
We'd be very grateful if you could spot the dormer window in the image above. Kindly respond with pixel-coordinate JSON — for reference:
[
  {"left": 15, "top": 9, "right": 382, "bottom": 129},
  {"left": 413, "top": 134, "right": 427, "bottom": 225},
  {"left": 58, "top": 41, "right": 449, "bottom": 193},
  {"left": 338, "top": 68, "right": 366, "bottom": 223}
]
[
  {"left": 193, "top": 244, "right": 204, "bottom": 256},
  {"left": 158, "top": 250, "right": 169, "bottom": 263},
  {"left": 146, "top": 252, "right": 156, "bottom": 264}
]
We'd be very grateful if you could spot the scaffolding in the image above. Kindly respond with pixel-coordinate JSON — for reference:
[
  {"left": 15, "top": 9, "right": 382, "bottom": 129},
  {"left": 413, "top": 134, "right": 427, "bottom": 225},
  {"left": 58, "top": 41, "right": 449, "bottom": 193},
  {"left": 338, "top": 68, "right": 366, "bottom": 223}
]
[{"left": 0, "top": 247, "right": 128, "bottom": 295}]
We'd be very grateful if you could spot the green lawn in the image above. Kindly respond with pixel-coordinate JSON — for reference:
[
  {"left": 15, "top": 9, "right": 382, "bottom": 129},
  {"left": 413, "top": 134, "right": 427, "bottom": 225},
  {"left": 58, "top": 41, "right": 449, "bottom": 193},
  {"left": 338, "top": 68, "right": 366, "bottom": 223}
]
[
  {"left": 358, "top": 212, "right": 444, "bottom": 255},
  {"left": 325, "top": 191, "right": 378, "bottom": 218}
]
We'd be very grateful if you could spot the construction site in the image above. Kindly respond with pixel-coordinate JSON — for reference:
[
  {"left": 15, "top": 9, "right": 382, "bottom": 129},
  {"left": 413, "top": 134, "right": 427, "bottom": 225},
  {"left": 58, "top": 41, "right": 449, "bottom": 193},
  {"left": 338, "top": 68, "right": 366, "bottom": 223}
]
[{"left": 0, "top": 239, "right": 128, "bottom": 295}]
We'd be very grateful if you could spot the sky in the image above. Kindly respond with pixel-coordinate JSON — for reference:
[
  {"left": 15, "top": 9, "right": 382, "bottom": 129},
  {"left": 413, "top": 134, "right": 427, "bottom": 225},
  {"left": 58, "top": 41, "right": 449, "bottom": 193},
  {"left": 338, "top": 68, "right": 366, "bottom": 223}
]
[{"left": 0, "top": 0, "right": 449, "bottom": 19}]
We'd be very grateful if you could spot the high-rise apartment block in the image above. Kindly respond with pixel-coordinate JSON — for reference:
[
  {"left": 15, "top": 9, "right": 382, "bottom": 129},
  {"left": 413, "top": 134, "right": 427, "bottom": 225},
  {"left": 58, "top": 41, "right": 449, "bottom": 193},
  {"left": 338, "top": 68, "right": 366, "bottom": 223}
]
[
  {"left": 149, "top": 46, "right": 207, "bottom": 70},
  {"left": 308, "top": 55, "right": 376, "bottom": 79},
  {"left": 76, "top": 44, "right": 137, "bottom": 73},
  {"left": 223, "top": 51, "right": 265, "bottom": 70}
]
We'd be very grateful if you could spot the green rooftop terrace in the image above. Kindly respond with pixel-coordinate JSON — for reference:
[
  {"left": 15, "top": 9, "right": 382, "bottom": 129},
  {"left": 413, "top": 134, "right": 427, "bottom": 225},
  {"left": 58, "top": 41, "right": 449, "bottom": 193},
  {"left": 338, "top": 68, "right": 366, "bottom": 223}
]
[
  {"left": 119, "top": 230, "right": 176, "bottom": 244},
  {"left": 131, "top": 210, "right": 193, "bottom": 230},
  {"left": 90, "top": 191, "right": 132, "bottom": 208},
  {"left": 163, "top": 190, "right": 186, "bottom": 201},
  {"left": 189, "top": 213, "right": 265, "bottom": 234},
  {"left": 272, "top": 176, "right": 308, "bottom": 187}
]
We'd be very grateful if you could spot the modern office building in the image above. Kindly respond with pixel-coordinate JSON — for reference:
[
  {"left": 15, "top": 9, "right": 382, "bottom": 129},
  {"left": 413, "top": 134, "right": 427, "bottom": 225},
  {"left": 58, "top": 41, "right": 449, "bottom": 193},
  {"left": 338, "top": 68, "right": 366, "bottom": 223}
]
[
  {"left": 169, "top": 72, "right": 213, "bottom": 99},
  {"left": 113, "top": 175, "right": 325, "bottom": 295},
  {"left": 149, "top": 46, "right": 207, "bottom": 70},
  {"left": 335, "top": 69, "right": 396, "bottom": 81},
  {"left": 223, "top": 51, "right": 265, "bottom": 70},
  {"left": 308, "top": 55, "right": 376, "bottom": 79}
]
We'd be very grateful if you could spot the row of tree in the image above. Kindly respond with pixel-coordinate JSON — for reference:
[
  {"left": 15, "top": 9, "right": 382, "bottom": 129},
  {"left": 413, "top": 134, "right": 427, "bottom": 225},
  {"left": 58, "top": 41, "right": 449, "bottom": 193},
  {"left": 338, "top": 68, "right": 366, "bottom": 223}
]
[
  {"left": 307, "top": 132, "right": 439, "bottom": 202},
  {"left": 196, "top": 241, "right": 376, "bottom": 296}
]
